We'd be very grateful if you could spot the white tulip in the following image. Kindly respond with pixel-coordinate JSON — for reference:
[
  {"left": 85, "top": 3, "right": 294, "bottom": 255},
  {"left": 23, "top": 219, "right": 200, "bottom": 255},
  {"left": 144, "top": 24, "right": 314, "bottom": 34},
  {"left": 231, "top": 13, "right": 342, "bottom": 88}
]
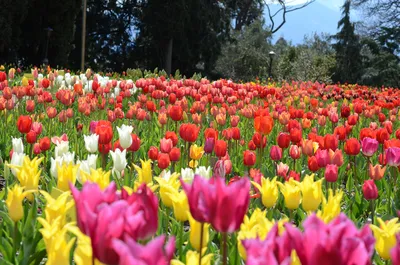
[
  {"left": 12, "top": 137, "right": 24, "bottom": 154},
  {"left": 84, "top": 134, "right": 99, "bottom": 153},
  {"left": 86, "top": 154, "right": 98, "bottom": 169},
  {"left": 110, "top": 149, "right": 127, "bottom": 173},
  {"left": 181, "top": 168, "right": 194, "bottom": 184},
  {"left": 114, "top": 86, "right": 120, "bottom": 97},
  {"left": 9, "top": 152, "right": 25, "bottom": 177},
  {"left": 55, "top": 141, "right": 69, "bottom": 158},
  {"left": 195, "top": 166, "right": 212, "bottom": 179},
  {"left": 50, "top": 157, "right": 64, "bottom": 179},
  {"left": 76, "top": 160, "right": 91, "bottom": 183},
  {"left": 62, "top": 152, "right": 75, "bottom": 165},
  {"left": 117, "top": 124, "right": 133, "bottom": 149},
  {"left": 159, "top": 170, "right": 173, "bottom": 182}
]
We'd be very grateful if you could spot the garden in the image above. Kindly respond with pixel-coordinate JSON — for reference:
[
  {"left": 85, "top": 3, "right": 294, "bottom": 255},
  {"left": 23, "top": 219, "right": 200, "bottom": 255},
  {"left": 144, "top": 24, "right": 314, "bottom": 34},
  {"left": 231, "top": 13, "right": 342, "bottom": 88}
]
[{"left": 0, "top": 66, "right": 399, "bottom": 265}]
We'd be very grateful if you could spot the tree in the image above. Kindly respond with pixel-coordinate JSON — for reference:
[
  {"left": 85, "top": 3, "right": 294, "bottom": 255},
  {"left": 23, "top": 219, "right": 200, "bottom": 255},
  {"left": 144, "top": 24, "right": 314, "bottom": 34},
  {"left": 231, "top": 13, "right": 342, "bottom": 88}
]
[
  {"left": 215, "top": 20, "right": 272, "bottom": 81},
  {"left": 332, "top": 0, "right": 362, "bottom": 83},
  {"left": 224, "top": 0, "right": 264, "bottom": 31}
]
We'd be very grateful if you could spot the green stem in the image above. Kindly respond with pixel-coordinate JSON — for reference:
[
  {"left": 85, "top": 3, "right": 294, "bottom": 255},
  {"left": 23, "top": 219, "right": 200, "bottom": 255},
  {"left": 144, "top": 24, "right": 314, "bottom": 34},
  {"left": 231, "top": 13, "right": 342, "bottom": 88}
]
[
  {"left": 179, "top": 221, "right": 184, "bottom": 260},
  {"left": 165, "top": 207, "right": 170, "bottom": 235},
  {"left": 13, "top": 221, "right": 18, "bottom": 263},
  {"left": 370, "top": 199, "right": 375, "bottom": 224},
  {"left": 222, "top": 232, "right": 228, "bottom": 265},
  {"left": 199, "top": 223, "right": 204, "bottom": 265}
]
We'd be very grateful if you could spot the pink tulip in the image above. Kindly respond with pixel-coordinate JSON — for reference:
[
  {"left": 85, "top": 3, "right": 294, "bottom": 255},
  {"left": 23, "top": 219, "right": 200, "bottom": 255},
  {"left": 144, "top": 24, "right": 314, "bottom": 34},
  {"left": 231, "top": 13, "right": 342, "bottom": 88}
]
[
  {"left": 277, "top": 162, "right": 289, "bottom": 178},
  {"left": 209, "top": 177, "right": 250, "bottom": 233},
  {"left": 270, "top": 145, "right": 282, "bottom": 161},
  {"left": 293, "top": 214, "right": 375, "bottom": 265},
  {"left": 315, "top": 149, "right": 329, "bottom": 168},
  {"left": 204, "top": 137, "right": 215, "bottom": 154},
  {"left": 51, "top": 134, "right": 69, "bottom": 145},
  {"left": 32, "top": 122, "right": 43, "bottom": 136},
  {"left": 361, "top": 137, "right": 379, "bottom": 157},
  {"left": 112, "top": 236, "right": 175, "bottom": 265},
  {"left": 391, "top": 234, "right": 400, "bottom": 265},
  {"left": 325, "top": 164, "right": 338, "bottom": 182},
  {"left": 160, "top": 138, "right": 173, "bottom": 153},
  {"left": 70, "top": 182, "right": 159, "bottom": 264},
  {"left": 386, "top": 147, "right": 400, "bottom": 167},
  {"left": 90, "top": 120, "right": 99, "bottom": 134}
]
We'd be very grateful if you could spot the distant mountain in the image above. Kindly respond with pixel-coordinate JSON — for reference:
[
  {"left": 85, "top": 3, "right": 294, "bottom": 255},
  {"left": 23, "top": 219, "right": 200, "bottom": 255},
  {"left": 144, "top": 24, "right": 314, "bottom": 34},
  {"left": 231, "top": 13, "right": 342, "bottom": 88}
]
[{"left": 265, "top": 0, "right": 342, "bottom": 44}]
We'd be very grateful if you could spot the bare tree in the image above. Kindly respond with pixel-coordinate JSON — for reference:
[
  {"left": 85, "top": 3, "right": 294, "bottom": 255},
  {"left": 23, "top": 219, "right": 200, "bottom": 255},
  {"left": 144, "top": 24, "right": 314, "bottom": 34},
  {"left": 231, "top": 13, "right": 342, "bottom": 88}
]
[
  {"left": 353, "top": 0, "right": 400, "bottom": 29},
  {"left": 264, "top": 0, "right": 315, "bottom": 33}
]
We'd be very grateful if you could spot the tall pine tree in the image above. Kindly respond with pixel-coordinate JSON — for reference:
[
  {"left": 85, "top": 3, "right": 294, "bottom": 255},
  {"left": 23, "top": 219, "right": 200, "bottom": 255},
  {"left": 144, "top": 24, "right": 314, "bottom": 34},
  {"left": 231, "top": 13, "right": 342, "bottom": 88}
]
[{"left": 332, "top": 0, "right": 362, "bottom": 84}]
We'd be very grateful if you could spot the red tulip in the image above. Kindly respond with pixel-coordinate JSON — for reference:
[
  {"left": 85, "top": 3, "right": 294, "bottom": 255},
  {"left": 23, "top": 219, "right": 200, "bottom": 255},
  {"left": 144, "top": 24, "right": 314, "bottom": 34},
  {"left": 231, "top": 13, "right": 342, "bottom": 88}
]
[
  {"left": 179, "top": 123, "right": 199, "bottom": 143},
  {"left": 169, "top": 147, "right": 181, "bottom": 162},
  {"left": 96, "top": 121, "right": 113, "bottom": 144},
  {"left": 99, "top": 143, "right": 112, "bottom": 154},
  {"left": 289, "top": 145, "right": 301, "bottom": 160},
  {"left": 26, "top": 100, "right": 35, "bottom": 112},
  {"left": 157, "top": 153, "right": 170, "bottom": 169},
  {"left": 270, "top": 145, "right": 282, "bottom": 161},
  {"left": 148, "top": 146, "right": 159, "bottom": 160},
  {"left": 17, "top": 115, "right": 32, "bottom": 134},
  {"left": 26, "top": 130, "right": 37, "bottom": 144},
  {"left": 362, "top": 180, "right": 378, "bottom": 200},
  {"left": 344, "top": 138, "right": 361, "bottom": 156},
  {"left": 340, "top": 105, "right": 350, "bottom": 118},
  {"left": 168, "top": 105, "right": 183, "bottom": 121},
  {"left": 254, "top": 115, "right": 274, "bottom": 135},
  {"left": 334, "top": 126, "right": 347, "bottom": 141},
  {"left": 290, "top": 128, "right": 302, "bottom": 144},
  {"left": 214, "top": 140, "right": 227, "bottom": 158},
  {"left": 46, "top": 107, "right": 57, "bottom": 119},
  {"left": 324, "top": 134, "right": 338, "bottom": 151},
  {"left": 243, "top": 150, "right": 256, "bottom": 166},
  {"left": 376, "top": 128, "right": 389, "bottom": 144},
  {"left": 42, "top": 78, "right": 50, "bottom": 88},
  {"left": 308, "top": 156, "right": 320, "bottom": 172},
  {"left": 277, "top": 132, "right": 291, "bottom": 149},
  {"left": 39, "top": 137, "right": 51, "bottom": 151},
  {"left": 252, "top": 133, "right": 266, "bottom": 148}
]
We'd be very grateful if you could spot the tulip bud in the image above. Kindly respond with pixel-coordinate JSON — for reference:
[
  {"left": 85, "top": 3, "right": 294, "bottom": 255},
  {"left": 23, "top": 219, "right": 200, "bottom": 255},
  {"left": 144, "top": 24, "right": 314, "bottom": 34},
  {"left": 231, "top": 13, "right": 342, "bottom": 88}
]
[
  {"left": 362, "top": 180, "right": 378, "bottom": 200},
  {"left": 325, "top": 164, "right": 338, "bottom": 182}
]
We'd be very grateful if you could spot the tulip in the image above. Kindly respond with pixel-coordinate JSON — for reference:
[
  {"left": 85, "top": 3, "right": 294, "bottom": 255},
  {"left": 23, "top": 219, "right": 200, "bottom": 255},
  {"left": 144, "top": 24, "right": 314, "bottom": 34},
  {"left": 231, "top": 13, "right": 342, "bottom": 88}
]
[
  {"left": 158, "top": 153, "right": 171, "bottom": 169},
  {"left": 84, "top": 134, "right": 99, "bottom": 153},
  {"left": 160, "top": 137, "right": 173, "bottom": 153},
  {"left": 148, "top": 146, "right": 159, "bottom": 160},
  {"left": 190, "top": 144, "right": 204, "bottom": 160},
  {"left": 391, "top": 234, "right": 400, "bottom": 265},
  {"left": 243, "top": 150, "right": 256, "bottom": 167},
  {"left": 254, "top": 115, "right": 274, "bottom": 135},
  {"left": 214, "top": 140, "right": 227, "bottom": 158},
  {"left": 169, "top": 147, "right": 181, "bottom": 162},
  {"left": 96, "top": 121, "right": 113, "bottom": 144},
  {"left": 361, "top": 137, "right": 379, "bottom": 157},
  {"left": 133, "top": 159, "right": 153, "bottom": 184},
  {"left": 269, "top": 145, "right": 282, "bottom": 161},
  {"left": 299, "top": 174, "right": 323, "bottom": 212},
  {"left": 386, "top": 147, "right": 400, "bottom": 167},
  {"left": 17, "top": 115, "right": 32, "bottom": 134},
  {"left": 112, "top": 236, "right": 175, "bottom": 265},
  {"left": 188, "top": 213, "right": 210, "bottom": 252},
  {"left": 181, "top": 168, "right": 195, "bottom": 184},
  {"left": 40, "top": 190, "right": 74, "bottom": 225},
  {"left": 344, "top": 138, "right": 361, "bottom": 156},
  {"left": 362, "top": 180, "right": 378, "bottom": 200},
  {"left": 204, "top": 137, "right": 215, "bottom": 154},
  {"left": 324, "top": 134, "right": 338, "bottom": 151},
  {"left": 169, "top": 105, "right": 183, "bottom": 121},
  {"left": 154, "top": 171, "right": 181, "bottom": 207},
  {"left": 110, "top": 148, "right": 127, "bottom": 174},
  {"left": 302, "top": 139, "right": 314, "bottom": 156},
  {"left": 67, "top": 226, "right": 104, "bottom": 265},
  {"left": 171, "top": 190, "right": 190, "bottom": 221},
  {"left": 179, "top": 123, "right": 200, "bottom": 143},
  {"left": 12, "top": 137, "right": 24, "bottom": 154},
  {"left": 277, "top": 162, "right": 289, "bottom": 178},
  {"left": 289, "top": 145, "right": 301, "bottom": 160},
  {"left": 252, "top": 176, "right": 279, "bottom": 208},
  {"left": 328, "top": 149, "right": 344, "bottom": 166},
  {"left": 317, "top": 189, "right": 343, "bottom": 223},
  {"left": 6, "top": 184, "right": 32, "bottom": 222},
  {"left": 209, "top": 177, "right": 250, "bottom": 233},
  {"left": 277, "top": 132, "right": 291, "bottom": 149},
  {"left": 39, "top": 137, "right": 51, "bottom": 151},
  {"left": 308, "top": 156, "right": 320, "bottom": 172},
  {"left": 55, "top": 141, "right": 70, "bottom": 158},
  {"left": 57, "top": 163, "right": 79, "bottom": 192},
  {"left": 371, "top": 218, "right": 400, "bottom": 260},
  {"left": 195, "top": 166, "right": 212, "bottom": 179},
  {"left": 369, "top": 164, "right": 386, "bottom": 180},
  {"left": 315, "top": 149, "right": 329, "bottom": 168},
  {"left": 325, "top": 164, "right": 338, "bottom": 182},
  {"left": 278, "top": 178, "right": 301, "bottom": 210},
  {"left": 117, "top": 124, "right": 133, "bottom": 149}
]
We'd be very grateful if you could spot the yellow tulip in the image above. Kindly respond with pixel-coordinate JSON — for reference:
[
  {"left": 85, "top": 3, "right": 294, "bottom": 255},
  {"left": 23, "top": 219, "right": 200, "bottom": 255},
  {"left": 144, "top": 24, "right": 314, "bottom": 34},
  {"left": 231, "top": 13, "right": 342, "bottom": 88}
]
[
  {"left": 299, "top": 174, "right": 323, "bottom": 212},
  {"left": 170, "top": 190, "right": 189, "bottom": 222},
  {"left": 189, "top": 160, "right": 199, "bottom": 168},
  {"left": 171, "top": 251, "right": 213, "bottom": 265},
  {"left": 370, "top": 218, "right": 400, "bottom": 260},
  {"left": 6, "top": 185, "right": 32, "bottom": 222},
  {"left": 40, "top": 190, "right": 74, "bottom": 225},
  {"left": 190, "top": 144, "right": 204, "bottom": 161},
  {"left": 188, "top": 213, "right": 210, "bottom": 252},
  {"left": 38, "top": 217, "right": 75, "bottom": 265},
  {"left": 22, "top": 76, "right": 29, "bottom": 86},
  {"left": 278, "top": 178, "right": 301, "bottom": 210},
  {"left": 154, "top": 172, "right": 181, "bottom": 208},
  {"left": 57, "top": 163, "right": 79, "bottom": 192},
  {"left": 312, "top": 142, "right": 319, "bottom": 154},
  {"left": 133, "top": 159, "right": 153, "bottom": 184},
  {"left": 252, "top": 177, "right": 279, "bottom": 208},
  {"left": 67, "top": 225, "right": 105, "bottom": 265},
  {"left": 123, "top": 182, "right": 158, "bottom": 195},
  {"left": 80, "top": 168, "right": 111, "bottom": 190},
  {"left": 9, "top": 156, "right": 43, "bottom": 201},
  {"left": 317, "top": 189, "right": 343, "bottom": 223}
]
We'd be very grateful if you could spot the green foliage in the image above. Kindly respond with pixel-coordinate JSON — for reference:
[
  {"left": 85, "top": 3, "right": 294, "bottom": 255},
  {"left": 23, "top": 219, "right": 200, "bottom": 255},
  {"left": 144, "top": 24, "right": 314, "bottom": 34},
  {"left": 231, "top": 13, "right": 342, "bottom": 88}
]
[{"left": 215, "top": 20, "right": 272, "bottom": 81}]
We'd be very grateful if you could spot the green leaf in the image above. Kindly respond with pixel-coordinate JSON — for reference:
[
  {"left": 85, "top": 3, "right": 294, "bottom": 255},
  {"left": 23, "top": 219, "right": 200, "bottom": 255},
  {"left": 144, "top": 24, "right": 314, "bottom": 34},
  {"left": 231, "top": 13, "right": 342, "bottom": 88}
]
[{"left": 0, "top": 256, "right": 14, "bottom": 265}]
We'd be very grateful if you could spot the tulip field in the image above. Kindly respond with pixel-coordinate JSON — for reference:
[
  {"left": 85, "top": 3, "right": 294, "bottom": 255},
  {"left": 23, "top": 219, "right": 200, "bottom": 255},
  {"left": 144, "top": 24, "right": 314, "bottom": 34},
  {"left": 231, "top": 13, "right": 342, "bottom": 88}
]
[{"left": 1, "top": 67, "right": 400, "bottom": 265}]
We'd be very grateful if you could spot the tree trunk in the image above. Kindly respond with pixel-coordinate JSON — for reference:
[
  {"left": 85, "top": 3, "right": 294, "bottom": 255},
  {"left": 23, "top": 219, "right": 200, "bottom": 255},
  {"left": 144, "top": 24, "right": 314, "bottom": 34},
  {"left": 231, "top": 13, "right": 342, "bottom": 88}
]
[{"left": 165, "top": 38, "right": 173, "bottom": 76}]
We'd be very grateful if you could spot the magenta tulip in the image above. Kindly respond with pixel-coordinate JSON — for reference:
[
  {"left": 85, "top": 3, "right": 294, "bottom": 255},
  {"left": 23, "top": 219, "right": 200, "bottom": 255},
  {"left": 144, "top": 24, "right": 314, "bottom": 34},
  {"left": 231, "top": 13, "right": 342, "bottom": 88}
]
[
  {"left": 361, "top": 137, "right": 379, "bottom": 157},
  {"left": 112, "top": 236, "right": 175, "bottom": 265},
  {"left": 325, "top": 164, "right": 338, "bottom": 182},
  {"left": 391, "top": 234, "right": 400, "bottom": 265},
  {"left": 386, "top": 147, "right": 400, "bottom": 167},
  {"left": 315, "top": 149, "right": 329, "bottom": 168},
  {"left": 270, "top": 145, "right": 282, "bottom": 161}
]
